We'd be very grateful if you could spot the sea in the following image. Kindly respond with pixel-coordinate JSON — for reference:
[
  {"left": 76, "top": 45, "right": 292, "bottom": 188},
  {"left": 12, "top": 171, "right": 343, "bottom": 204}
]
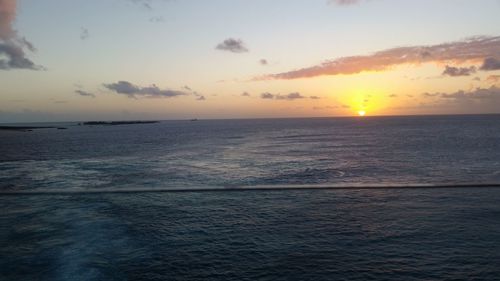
[{"left": 1, "top": 115, "right": 500, "bottom": 280}]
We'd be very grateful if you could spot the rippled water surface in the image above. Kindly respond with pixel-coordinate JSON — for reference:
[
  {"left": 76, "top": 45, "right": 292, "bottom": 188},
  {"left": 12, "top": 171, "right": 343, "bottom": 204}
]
[
  {"left": 2, "top": 115, "right": 500, "bottom": 190},
  {"left": 1, "top": 115, "right": 500, "bottom": 280},
  {"left": 2, "top": 189, "right": 500, "bottom": 280}
]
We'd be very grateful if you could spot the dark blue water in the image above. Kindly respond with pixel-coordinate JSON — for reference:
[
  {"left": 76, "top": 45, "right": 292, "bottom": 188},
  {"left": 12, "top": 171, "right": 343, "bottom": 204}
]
[{"left": 2, "top": 115, "right": 500, "bottom": 280}]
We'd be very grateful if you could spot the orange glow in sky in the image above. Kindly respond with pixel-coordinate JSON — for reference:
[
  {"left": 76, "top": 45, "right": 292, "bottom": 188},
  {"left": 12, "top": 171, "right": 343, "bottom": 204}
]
[{"left": 0, "top": 1, "right": 499, "bottom": 122}]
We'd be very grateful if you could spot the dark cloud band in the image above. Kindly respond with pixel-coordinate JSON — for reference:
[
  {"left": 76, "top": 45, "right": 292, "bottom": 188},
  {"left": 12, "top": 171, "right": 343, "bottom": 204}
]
[
  {"left": 442, "top": 65, "right": 476, "bottom": 77},
  {"left": 103, "top": 81, "right": 188, "bottom": 99},
  {"left": 260, "top": 92, "right": 319, "bottom": 101}
]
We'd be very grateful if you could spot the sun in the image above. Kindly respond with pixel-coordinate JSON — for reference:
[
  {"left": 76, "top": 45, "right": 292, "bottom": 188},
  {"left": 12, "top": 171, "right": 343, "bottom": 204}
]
[{"left": 358, "top": 110, "right": 366, "bottom": 117}]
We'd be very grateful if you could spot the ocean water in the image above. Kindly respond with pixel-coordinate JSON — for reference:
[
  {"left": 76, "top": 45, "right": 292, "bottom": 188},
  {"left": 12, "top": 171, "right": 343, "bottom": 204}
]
[
  {"left": 2, "top": 115, "right": 500, "bottom": 191},
  {"left": 1, "top": 115, "right": 500, "bottom": 280}
]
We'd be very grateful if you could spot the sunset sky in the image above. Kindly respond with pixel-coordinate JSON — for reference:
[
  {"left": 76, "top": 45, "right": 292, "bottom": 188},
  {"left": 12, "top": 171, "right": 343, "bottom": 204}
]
[{"left": 1, "top": 0, "right": 500, "bottom": 122}]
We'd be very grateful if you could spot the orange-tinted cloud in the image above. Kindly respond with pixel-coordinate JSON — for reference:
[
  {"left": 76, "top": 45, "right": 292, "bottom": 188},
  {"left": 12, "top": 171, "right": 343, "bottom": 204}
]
[
  {"left": 0, "top": 0, "right": 16, "bottom": 38},
  {"left": 487, "top": 75, "right": 500, "bottom": 84},
  {"left": 261, "top": 36, "right": 500, "bottom": 80},
  {"left": 0, "top": 0, "right": 41, "bottom": 70}
]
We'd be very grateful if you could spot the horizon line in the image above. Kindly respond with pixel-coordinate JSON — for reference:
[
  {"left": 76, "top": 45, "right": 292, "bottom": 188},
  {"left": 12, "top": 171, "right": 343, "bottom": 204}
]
[{"left": 1, "top": 112, "right": 500, "bottom": 125}]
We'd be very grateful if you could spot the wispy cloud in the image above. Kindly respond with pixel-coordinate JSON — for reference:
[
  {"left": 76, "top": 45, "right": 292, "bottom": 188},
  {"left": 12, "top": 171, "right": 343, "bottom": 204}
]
[
  {"left": 241, "top": 92, "right": 251, "bottom": 97},
  {"left": 149, "top": 16, "right": 164, "bottom": 23},
  {"left": 328, "top": 0, "right": 362, "bottom": 5},
  {"left": 0, "top": 0, "right": 42, "bottom": 70},
  {"left": 75, "top": 89, "right": 95, "bottom": 98},
  {"left": 80, "top": 28, "right": 89, "bottom": 40},
  {"left": 313, "top": 105, "right": 338, "bottom": 110},
  {"left": 260, "top": 36, "right": 500, "bottom": 80},
  {"left": 103, "top": 81, "right": 188, "bottom": 99},
  {"left": 424, "top": 86, "right": 500, "bottom": 101},
  {"left": 216, "top": 38, "right": 248, "bottom": 53},
  {"left": 259, "top": 92, "right": 318, "bottom": 101},
  {"left": 423, "top": 92, "right": 440, "bottom": 97},
  {"left": 259, "top": 59, "right": 268, "bottom": 65},
  {"left": 486, "top": 75, "right": 500, "bottom": 84},
  {"left": 130, "top": 0, "right": 153, "bottom": 10}
]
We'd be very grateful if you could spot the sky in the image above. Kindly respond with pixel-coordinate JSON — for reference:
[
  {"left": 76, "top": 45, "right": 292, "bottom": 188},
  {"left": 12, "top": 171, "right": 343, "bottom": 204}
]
[{"left": 1, "top": 0, "right": 500, "bottom": 122}]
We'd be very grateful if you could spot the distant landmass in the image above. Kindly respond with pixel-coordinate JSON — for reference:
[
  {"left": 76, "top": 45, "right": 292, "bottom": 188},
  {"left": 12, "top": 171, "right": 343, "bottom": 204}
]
[
  {"left": 0, "top": 126, "right": 58, "bottom": 132},
  {"left": 0, "top": 121, "right": 159, "bottom": 131}
]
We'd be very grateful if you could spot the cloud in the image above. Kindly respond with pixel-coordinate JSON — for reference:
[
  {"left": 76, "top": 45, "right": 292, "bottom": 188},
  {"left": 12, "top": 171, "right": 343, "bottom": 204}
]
[
  {"left": 261, "top": 92, "right": 274, "bottom": 99},
  {"left": 309, "top": 96, "right": 321, "bottom": 100},
  {"left": 486, "top": 75, "right": 500, "bottom": 84},
  {"left": 241, "top": 92, "right": 251, "bottom": 97},
  {"left": 417, "top": 86, "right": 500, "bottom": 113},
  {"left": 149, "top": 16, "right": 164, "bottom": 23},
  {"left": 75, "top": 89, "right": 95, "bottom": 98},
  {"left": 259, "top": 59, "right": 268, "bottom": 65},
  {"left": 261, "top": 36, "right": 500, "bottom": 80},
  {"left": 130, "top": 0, "right": 152, "bottom": 9},
  {"left": 80, "top": 27, "right": 90, "bottom": 40},
  {"left": 328, "top": 0, "right": 361, "bottom": 5},
  {"left": 0, "top": 0, "right": 42, "bottom": 70},
  {"left": 216, "top": 38, "right": 248, "bottom": 53},
  {"left": 185, "top": 86, "right": 206, "bottom": 100},
  {"left": 275, "top": 92, "right": 306, "bottom": 100},
  {"left": 313, "top": 105, "right": 338, "bottom": 110},
  {"left": 0, "top": 0, "right": 16, "bottom": 39},
  {"left": 0, "top": 43, "right": 40, "bottom": 69},
  {"left": 259, "top": 92, "right": 318, "bottom": 101},
  {"left": 128, "top": 0, "right": 175, "bottom": 12},
  {"left": 424, "top": 86, "right": 500, "bottom": 101},
  {"left": 103, "top": 81, "right": 188, "bottom": 98},
  {"left": 423, "top": 92, "right": 440, "bottom": 97},
  {"left": 442, "top": 65, "right": 476, "bottom": 77},
  {"left": 80, "top": 28, "right": 89, "bottom": 40},
  {"left": 480, "top": 57, "right": 500, "bottom": 71},
  {"left": 389, "top": 94, "right": 398, "bottom": 98}
]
